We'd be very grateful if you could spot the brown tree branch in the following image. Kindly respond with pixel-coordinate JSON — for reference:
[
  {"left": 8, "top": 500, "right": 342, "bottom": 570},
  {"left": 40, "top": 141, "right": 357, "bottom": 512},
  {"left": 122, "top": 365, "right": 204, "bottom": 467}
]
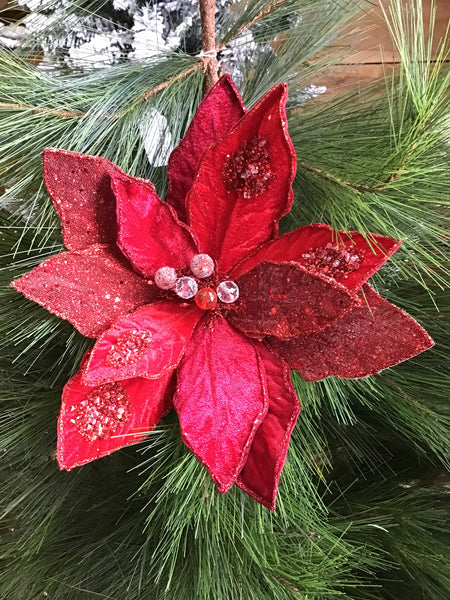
[
  {"left": 219, "top": 0, "right": 286, "bottom": 48},
  {"left": 142, "top": 63, "right": 203, "bottom": 101},
  {"left": 0, "top": 102, "right": 83, "bottom": 119},
  {"left": 199, "top": 0, "right": 219, "bottom": 93},
  {"left": 298, "top": 160, "right": 372, "bottom": 192},
  {"left": 298, "top": 160, "right": 402, "bottom": 193}
]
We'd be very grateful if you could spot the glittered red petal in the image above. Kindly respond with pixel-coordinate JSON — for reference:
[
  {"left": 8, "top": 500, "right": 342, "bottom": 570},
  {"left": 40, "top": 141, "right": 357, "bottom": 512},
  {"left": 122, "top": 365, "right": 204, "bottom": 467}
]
[
  {"left": 270, "top": 284, "right": 434, "bottom": 380},
  {"left": 57, "top": 361, "right": 174, "bottom": 470},
  {"left": 187, "top": 83, "right": 296, "bottom": 275},
  {"left": 10, "top": 245, "right": 158, "bottom": 338},
  {"left": 229, "top": 261, "right": 358, "bottom": 339},
  {"left": 174, "top": 317, "right": 269, "bottom": 493},
  {"left": 43, "top": 149, "right": 125, "bottom": 251},
  {"left": 112, "top": 171, "right": 198, "bottom": 279},
  {"left": 237, "top": 343, "right": 300, "bottom": 511},
  {"left": 83, "top": 300, "right": 202, "bottom": 384},
  {"left": 232, "top": 223, "right": 401, "bottom": 292},
  {"left": 166, "top": 74, "right": 246, "bottom": 222}
]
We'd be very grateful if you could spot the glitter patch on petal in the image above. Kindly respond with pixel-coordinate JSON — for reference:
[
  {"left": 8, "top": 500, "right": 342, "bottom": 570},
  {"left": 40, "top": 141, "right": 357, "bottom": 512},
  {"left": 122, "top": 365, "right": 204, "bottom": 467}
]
[
  {"left": 58, "top": 361, "right": 174, "bottom": 470},
  {"left": 223, "top": 134, "right": 273, "bottom": 198},
  {"left": 83, "top": 300, "right": 202, "bottom": 384},
  {"left": 72, "top": 382, "right": 131, "bottom": 441},
  {"left": 302, "top": 243, "right": 364, "bottom": 279},
  {"left": 269, "top": 284, "right": 434, "bottom": 380},
  {"left": 105, "top": 330, "right": 153, "bottom": 368}
]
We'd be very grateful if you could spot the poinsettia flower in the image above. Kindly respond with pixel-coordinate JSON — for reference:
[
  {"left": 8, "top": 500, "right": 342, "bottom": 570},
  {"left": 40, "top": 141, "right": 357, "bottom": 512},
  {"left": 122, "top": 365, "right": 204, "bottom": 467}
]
[{"left": 11, "top": 75, "right": 434, "bottom": 510}]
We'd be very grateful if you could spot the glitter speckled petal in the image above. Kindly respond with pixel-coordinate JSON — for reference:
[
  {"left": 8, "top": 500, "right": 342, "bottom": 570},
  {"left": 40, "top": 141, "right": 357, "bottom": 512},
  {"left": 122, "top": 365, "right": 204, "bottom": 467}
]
[
  {"left": 230, "top": 261, "right": 358, "bottom": 339},
  {"left": 58, "top": 357, "right": 174, "bottom": 471},
  {"left": 10, "top": 245, "right": 160, "bottom": 338},
  {"left": 269, "top": 284, "right": 434, "bottom": 380},
  {"left": 43, "top": 149, "right": 124, "bottom": 251}
]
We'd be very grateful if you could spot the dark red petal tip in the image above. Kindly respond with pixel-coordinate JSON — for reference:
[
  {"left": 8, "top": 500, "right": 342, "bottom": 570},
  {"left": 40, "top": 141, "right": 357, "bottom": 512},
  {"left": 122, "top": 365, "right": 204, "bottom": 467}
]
[
  {"left": 112, "top": 171, "right": 198, "bottom": 278},
  {"left": 187, "top": 83, "right": 296, "bottom": 274},
  {"left": 230, "top": 261, "right": 358, "bottom": 339},
  {"left": 10, "top": 246, "right": 159, "bottom": 338},
  {"left": 237, "top": 343, "right": 300, "bottom": 511},
  {"left": 166, "top": 74, "right": 246, "bottom": 221},
  {"left": 270, "top": 284, "right": 434, "bottom": 381},
  {"left": 43, "top": 149, "right": 124, "bottom": 251},
  {"left": 57, "top": 362, "right": 173, "bottom": 470},
  {"left": 174, "top": 317, "right": 269, "bottom": 493}
]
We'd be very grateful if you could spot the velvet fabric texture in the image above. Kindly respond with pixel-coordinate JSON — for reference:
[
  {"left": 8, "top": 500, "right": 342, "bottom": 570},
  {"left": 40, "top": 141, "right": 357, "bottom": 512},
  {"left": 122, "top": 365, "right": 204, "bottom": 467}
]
[{"left": 11, "top": 75, "right": 434, "bottom": 510}]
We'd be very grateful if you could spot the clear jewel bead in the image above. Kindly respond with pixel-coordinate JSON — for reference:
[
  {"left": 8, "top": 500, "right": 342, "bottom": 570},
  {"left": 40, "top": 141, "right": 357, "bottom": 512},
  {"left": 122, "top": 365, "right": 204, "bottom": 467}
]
[
  {"left": 190, "top": 253, "right": 215, "bottom": 279},
  {"left": 154, "top": 266, "right": 178, "bottom": 290},
  {"left": 217, "top": 280, "right": 239, "bottom": 303},
  {"left": 175, "top": 276, "right": 198, "bottom": 299}
]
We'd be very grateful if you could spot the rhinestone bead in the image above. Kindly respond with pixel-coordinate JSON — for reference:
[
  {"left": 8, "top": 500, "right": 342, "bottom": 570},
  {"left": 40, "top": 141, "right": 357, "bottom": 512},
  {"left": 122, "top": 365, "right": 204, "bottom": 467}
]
[
  {"left": 217, "top": 280, "right": 239, "bottom": 303},
  {"left": 175, "top": 276, "right": 198, "bottom": 299},
  {"left": 190, "top": 253, "right": 215, "bottom": 279},
  {"left": 195, "top": 287, "right": 218, "bottom": 310},
  {"left": 154, "top": 266, "right": 178, "bottom": 290}
]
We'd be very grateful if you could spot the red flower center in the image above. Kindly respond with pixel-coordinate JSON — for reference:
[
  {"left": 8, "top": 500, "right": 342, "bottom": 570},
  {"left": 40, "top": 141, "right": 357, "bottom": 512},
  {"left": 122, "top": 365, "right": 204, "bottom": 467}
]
[{"left": 154, "top": 254, "right": 239, "bottom": 313}]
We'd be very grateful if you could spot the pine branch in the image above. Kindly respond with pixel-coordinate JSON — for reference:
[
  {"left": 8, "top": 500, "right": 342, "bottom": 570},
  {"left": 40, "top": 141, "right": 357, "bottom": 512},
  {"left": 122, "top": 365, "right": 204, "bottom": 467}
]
[{"left": 0, "top": 0, "right": 293, "bottom": 119}]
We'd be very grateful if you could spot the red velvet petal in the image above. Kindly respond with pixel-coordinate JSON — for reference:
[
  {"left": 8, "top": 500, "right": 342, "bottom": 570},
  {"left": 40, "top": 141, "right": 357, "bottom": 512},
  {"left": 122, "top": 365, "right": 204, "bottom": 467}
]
[
  {"left": 237, "top": 343, "right": 300, "bottom": 511},
  {"left": 174, "top": 317, "right": 269, "bottom": 493},
  {"left": 112, "top": 171, "right": 198, "bottom": 279},
  {"left": 166, "top": 74, "right": 246, "bottom": 222},
  {"left": 270, "top": 284, "right": 434, "bottom": 381},
  {"left": 57, "top": 362, "right": 173, "bottom": 470},
  {"left": 43, "top": 149, "right": 124, "bottom": 251},
  {"left": 10, "top": 245, "right": 158, "bottom": 338},
  {"left": 229, "top": 261, "right": 358, "bottom": 339},
  {"left": 232, "top": 223, "right": 401, "bottom": 292},
  {"left": 83, "top": 300, "right": 202, "bottom": 384},
  {"left": 187, "top": 83, "right": 296, "bottom": 275}
]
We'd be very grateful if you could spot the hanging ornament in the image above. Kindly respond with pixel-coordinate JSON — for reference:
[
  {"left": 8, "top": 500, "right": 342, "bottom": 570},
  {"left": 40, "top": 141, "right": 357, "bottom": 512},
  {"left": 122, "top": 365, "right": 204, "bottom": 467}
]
[{"left": 11, "top": 75, "right": 434, "bottom": 510}]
